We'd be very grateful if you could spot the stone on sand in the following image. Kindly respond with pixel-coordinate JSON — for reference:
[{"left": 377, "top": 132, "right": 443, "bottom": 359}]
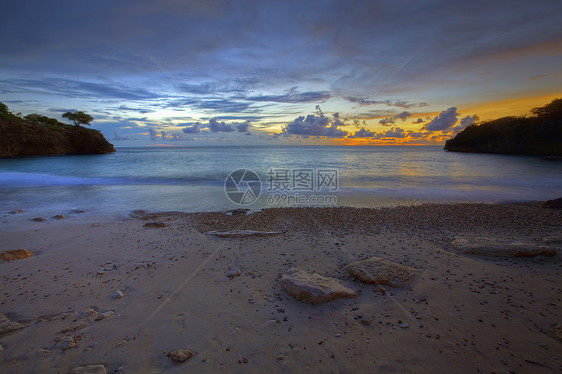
[
  {"left": 144, "top": 221, "right": 167, "bottom": 228},
  {"left": 206, "top": 229, "right": 281, "bottom": 238},
  {"left": 0, "top": 313, "right": 26, "bottom": 335},
  {"left": 542, "top": 197, "right": 562, "bottom": 209},
  {"left": 281, "top": 267, "right": 357, "bottom": 304},
  {"left": 451, "top": 236, "right": 557, "bottom": 257},
  {"left": 226, "top": 266, "right": 242, "bottom": 278},
  {"left": 0, "top": 249, "right": 33, "bottom": 262},
  {"left": 112, "top": 290, "right": 125, "bottom": 299},
  {"left": 69, "top": 364, "right": 107, "bottom": 374},
  {"left": 169, "top": 348, "right": 194, "bottom": 362},
  {"left": 346, "top": 257, "right": 420, "bottom": 288}
]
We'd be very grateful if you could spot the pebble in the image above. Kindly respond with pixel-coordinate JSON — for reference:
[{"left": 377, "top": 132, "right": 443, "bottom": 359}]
[
  {"left": 0, "top": 344, "right": 3, "bottom": 352},
  {"left": 169, "top": 348, "right": 194, "bottom": 362},
  {"left": 226, "top": 267, "right": 242, "bottom": 278},
  {"left": 52, "top": 215, "right": 65, "bottom": 219},
  {"left": 112, "top": 290, "right": 125, "bottom": 299},
  {"left": 95, "top": 311, "right": 115, "bottom": 321},
  {"left": 10, "top": 209, "right": 24, "bottom": 214},
  {"left": 69, "top": 364, "right": 107, "bottom": 374},
  {"left": 32, "top": 217, "right": 46, "bottom": 222},
  {"left": 400, "top": 322, "right": 409, "bottom": 328},
  {"left": 334, "top": 332, "right": 342, "bottom": 337}
]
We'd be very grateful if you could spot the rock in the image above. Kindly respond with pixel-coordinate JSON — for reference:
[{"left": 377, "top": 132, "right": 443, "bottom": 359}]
[
  {"left": 169, "top": 348, "right": 194, "bottom": 362},
  {"left": 0, "top": 112, "right": 115, "bottom": 158},
  {"left": 52, "top": 214, "right": 65, "bottom": 219},
  {"left": 112, "top": 290, "right": 124, "bottom": 299},
  {"left": 226, "top": 209, "right": 250, "bottom": 216},
  {"left": 555, "top": 324, "right": 562, "bottom": 342},
  {"left": 400, "top": 322, "right": 410, "bottom": 328},
  {"left": 129, "top": 209, "right": 147, "bottom": 218},
  {"left": 543, "top": 236, "right": 562, "bottom": 245},
  {"left": 206, "top": 230, "right": 281, "bottom": 238},
  {"left": 69, "top": 364, "right": 107, "bottom": 374},
  {"left": 542, "top": 197, "right": 562, "bottom": 209},
  {"left": 71, "top": 209, "right": 86, "bottom": 214},
  {"left": 54, "top": 335, "right": 81, "bottom": 350},
  {"left": 281, "top": 267, "right": 357, "bottom": 304},
  {"left": 346, "top": 257, "right": 420, "bottom": 288},
  {"left": 226, "top": 266, "right": 242, "bottom": 278},
  {"left": 9, "top": 209, "right": 24, "bottom": 214},
  {"left": 95, "top": 311, "right": 115, "bottom": 321},
  {"left": 144, "top": 221, "right": 166, "bottom": 228},
  {"left": 0, "top": 344, "right": 4, "bottom": 352},
  {"left": 0, "top": 249, "right": 33, "bottom": 262},
  {"left": 451, "top": 236, "right": 557, "bottom": 257},
  {"left": 78, "top": 308, "right": 98, "bottom": 320},
  {"left": 32, "top": 217, "right": 46, "bottom": 222}
]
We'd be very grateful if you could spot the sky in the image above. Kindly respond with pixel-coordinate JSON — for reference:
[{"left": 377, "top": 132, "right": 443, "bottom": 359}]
[{"left": 1, "top": 0, "right": 561, "bottom": 146}]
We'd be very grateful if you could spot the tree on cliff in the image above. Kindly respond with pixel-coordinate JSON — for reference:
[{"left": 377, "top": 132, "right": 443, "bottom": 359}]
[{"left": 62, "top": 111, "right": 94, "bottom": 127}]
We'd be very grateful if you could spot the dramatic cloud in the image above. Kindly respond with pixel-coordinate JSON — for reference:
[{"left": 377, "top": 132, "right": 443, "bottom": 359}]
[
  {"left": 345, "top": 97, "right": 428, "bottom": 108},
  {"left": 425, "top": 107, "right": 459, "bottom": 131},
  {"left": 348, "top": 126, "right": 406, "bottom": 139},
  {"left": 379, "top": 111, "right": 411, "bottom": 126},
  {"left": 0, "top": 78, "right": 159, "bottom": 100},
  {"left": 148, "top": 128, "right": 158, "bottom": 141},
  {"left": 247, "top": 88, "right": 330, "bottom": 103},
  {"left": 208, "top": 118, "right": 235, "bottom": 132},
  {"left": 236, "top": 121, "right": 251, "bottom": 133},
  {"left": 182, "top": 123, "right": 202, "bottom": 134},
  {"left": 113, "top": 130, "right": 135, "bottom": 140},
  {"left": 459, "top": 114, "right": 479, "bottom": 128},
  {"left": 348, "top": 128, "right": 375, "bottom": 138},
  {"left": 283, "top": 108, "right": 348, "bottom": 138},
  {"left": 379, "top": 127, "right": 406, "bottom": 138}
]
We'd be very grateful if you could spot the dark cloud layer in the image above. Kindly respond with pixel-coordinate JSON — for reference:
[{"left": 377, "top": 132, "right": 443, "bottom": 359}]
[
  {"left": 283, "top": 108, "right": 348, "bottom": 137},
  {"left": 425, "top": 107, "right": 459, "bottom": 131}
]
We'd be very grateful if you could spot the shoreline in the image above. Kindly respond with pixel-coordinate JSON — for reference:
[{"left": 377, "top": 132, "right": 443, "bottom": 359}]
[{"left": 0, "top": 202, "right": 561, "bottom": 373}]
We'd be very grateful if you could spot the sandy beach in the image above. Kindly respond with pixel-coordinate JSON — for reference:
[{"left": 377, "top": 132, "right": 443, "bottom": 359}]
[{"left": 1, "top": 203, "right": 561, "bottom": 373}]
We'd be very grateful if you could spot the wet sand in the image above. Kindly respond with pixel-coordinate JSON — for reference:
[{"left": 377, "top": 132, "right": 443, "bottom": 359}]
[{"left": 0, "top": 203, "right": 561, "bottom": 373}]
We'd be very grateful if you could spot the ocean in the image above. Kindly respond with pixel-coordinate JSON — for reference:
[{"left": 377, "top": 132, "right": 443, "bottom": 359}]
[{"left": 1, "top": 146, "right": 561, "bottom": 219}]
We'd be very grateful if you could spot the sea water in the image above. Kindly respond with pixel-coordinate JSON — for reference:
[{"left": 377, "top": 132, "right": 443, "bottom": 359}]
[{"left": 1, "top": 146, "right": 561, "bottom": 218}]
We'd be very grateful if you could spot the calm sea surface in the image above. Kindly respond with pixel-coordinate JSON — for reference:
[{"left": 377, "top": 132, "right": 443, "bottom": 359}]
[{"left": 1, "top": 146, "right": 561, "bottom": 218}]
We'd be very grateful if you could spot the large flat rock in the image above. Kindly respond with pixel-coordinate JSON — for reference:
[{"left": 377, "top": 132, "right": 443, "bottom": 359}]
[
  {"left": 281, "top": 267, "right": 357, "bottom": 304},
  {"left": 451, "top": 236, "right": 558, "bottom": 258},
  {"left": 206, "top": 230, "right": 281, "bottom": 238},
  {"left": 0, "top": 249, "right": 33, "bottom": 262},
  {"left": 346, "top": 257, "right": 419, "bottom": 288},
  {"left": 0, "top": 313, "right": 26, "bottom": 335}
]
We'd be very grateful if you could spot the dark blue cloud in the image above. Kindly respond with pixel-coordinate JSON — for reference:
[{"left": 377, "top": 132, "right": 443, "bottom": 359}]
[
  {"left": 348, "top": 128, "right": 375, "bottom": 138},
  {"left": 283, "top": 108, "right": 348, "bottom": 138},
  {"left": 345, "top": 97, "right": 428, "bottom": 109},
  {"left": 182, "top": 123, "right": 202, "bottom": 134},
  {"left": 0, "top": 78, "right": 159, "bottom": 100},
  {"left": 425, "top": 107, "right": 459, "bottom": 131},
  {"left": 379, "top": 111, "right": 412, "bottom": 126},
  {"left": 247, "top": 88, "right": 330, "bottom": 103}
]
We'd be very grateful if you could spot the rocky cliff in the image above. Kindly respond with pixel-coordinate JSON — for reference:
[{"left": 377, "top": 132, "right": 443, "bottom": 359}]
[
  {"left": 444, "top": 98, "right": 562, "bottom": 156},
  {"left": 0, "top": 117, "right": 115, "bottom": 158}
]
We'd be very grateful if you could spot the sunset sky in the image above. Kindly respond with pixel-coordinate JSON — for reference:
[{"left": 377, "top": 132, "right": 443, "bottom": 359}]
[{"left": 1, "top": 0, "right": 561, "bottom": 146}]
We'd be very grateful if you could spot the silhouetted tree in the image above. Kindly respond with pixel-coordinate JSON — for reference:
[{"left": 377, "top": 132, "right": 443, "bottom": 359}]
[
  {"left": 0, "top": 102, "right": 10, "bottom": 117},
  {"left": 531, "top": 98, "right": 562, "bottom": 120},
  {"left": 62, "top": 111, "right": 94, "bottom": 127}
]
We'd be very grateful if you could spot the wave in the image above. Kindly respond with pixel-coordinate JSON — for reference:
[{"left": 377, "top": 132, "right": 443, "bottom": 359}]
[{"left": 0, "top": 172, "right": 224, "bottom": 187}]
